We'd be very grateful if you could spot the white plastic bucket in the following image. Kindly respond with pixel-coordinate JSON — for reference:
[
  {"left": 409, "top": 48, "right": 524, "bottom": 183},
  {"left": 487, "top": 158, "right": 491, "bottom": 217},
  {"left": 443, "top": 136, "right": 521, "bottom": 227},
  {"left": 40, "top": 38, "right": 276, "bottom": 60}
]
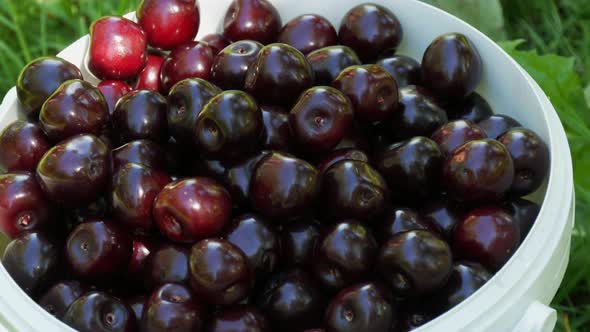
[{"left": 0, "top": 0, "right": 574, "bottom": 331}]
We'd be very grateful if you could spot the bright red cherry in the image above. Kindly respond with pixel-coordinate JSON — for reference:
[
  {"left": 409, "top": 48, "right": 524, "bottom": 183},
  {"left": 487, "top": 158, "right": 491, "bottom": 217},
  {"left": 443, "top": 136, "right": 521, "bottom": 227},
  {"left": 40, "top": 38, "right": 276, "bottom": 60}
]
[
  {"left": 137, "top": 0, "right": 200, "bottom": 50},
  {"left": 134, "top": 54, "right": 165, "bottom": 93}
]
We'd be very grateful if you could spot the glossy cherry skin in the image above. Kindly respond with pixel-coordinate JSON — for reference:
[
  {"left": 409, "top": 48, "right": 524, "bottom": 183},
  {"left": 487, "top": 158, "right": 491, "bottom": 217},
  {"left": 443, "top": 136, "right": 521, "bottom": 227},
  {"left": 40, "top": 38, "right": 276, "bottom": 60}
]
[
  {"left": 223, "top": 151, "right": 269, "bottom": 207},
  {"left": 64, "top": 291, "right": 136, "bottom": 332},
  {"left": 17, "top": 57, "right": 83, "bottom": 117},
  {"left": 422, "top": 33, "right": 482, "bottom": 100},
  {"left": 421, "top": 198, "right": 464, "bottom": 240},
  {"left": 167, "top": 78, "right": 222, "bottom": 144},
  {"left": 112, "top": 90, "right": 168, "bottom": 144},
  {"left": 256, "top": 269, "right": 325, "bottom": 332},
  {"left": 36, "top": 134, "right": 109, "bottom": 206},
  {"left": 97, "top": 81, "right": 132, "bottom": 116},
  {"left": 280, "top": 219, "right": 321, "bottom": 267},
  {"left": 189, "top": 238, "right": 253, "bottom": 304},
  {"left": 66, "top": 219, "right": 132, "bottom": 279},
  {"left": 390, "top": 85, "right": 448, "bottom": 140},
  {"left": 312, "top": 221, "right": 377, "bottom": 290},
  {"left": 39, "top": 80, "right": 108, "bottom": 142},
  {"left": 503, "top": 198, "right": 540, "bottom": 240},
  {"left": 317, "top": 149, "right": 369, "bottom": 175},
  {"left": 223, "top": 0, "right": 282, "bottom": 44},
  {"left": 435, "top": 261, "right": 492, "bottom": 310},
  {"left": 375, "top": 137, "right": 443, "bottom": 200},
  {"left": 322, "top": 160, "right": 389, "bottom": 221},
  {"left": 126, "top": 295, "right": 147, "bottom": 322},
  {"left": 278, "top": 14, "right": 338, "bottom": 55},
  {"left": 453, "top": 206, "right": 520, "bottom": 269},
  {"left": 134, "top": 54, "right": 165, "bottom": 93},
  {"left": 378, "top": 230, "right": 452, "bottom": 296},
  {"left": 154, "top": 178, "right": 232, "bottom": 243},
  {"left": 127, "top": 235, "right": 157, "bottom": 280},
  {"left": 245, "top": 43, "right": 314, "bottom": 107},
  {"left": 477, "top": 114, "right": 521, "bottom": 139},
  {"left": 137, "top": 0, "right": 199, "bottom": 50},
  {"left": 202, "top": 33, "right": 231, "bottom": 54},
  {"left": 377, "top": 55, "right": 421, "bottom": 87},
  {"left": 338, "top": 3, "right": 403, "bottom": 62},
  {"left": 498, "top": 128, "right": 549, "bottom": 196},
  {"left": 332, "top": 65, "right": 399, "bottom": 122},
  {"left": 0, "top": 121, "right": 49, "bottom": 173},
  {"left": 144, "top": 244, "right": 190, "bottom": 290},
  {"left": 0, "top": 173, "right": 52, "bottom": 238},
  {"left": 141, "top": 283, "right": 204, "bottom": 332},
  {"left": 89, "top": 17, "right": 147, "bottom": 80},
  {"left": 111, "top": 140, "right": 167, "bottom": 172},
  {"left": 38, "top": 281, "right": 86, "bottom": 319},
  {"left": 250, "top": 152, "right": 319, "bottom": 220},
  {"left": 431, "top": 119, "right": 486, "bottom": 156},
  {"left": 443, "top": 139, "right": 514, "bottom": 203},
  {"left": 211, "top": 40, "right": 264, "bottom": 90},
  {"left": 160, "top": 41, "right": 214, "bottom": 93},
  {"left": 261, "top": 105, "right": 292, "bottom": 151},
  {"left": 2, "top": 232, "right": 59, "bottom": 296},
  {"left": 450, "top": 92, "right": 493, "bottom": 122},
  {"left": 379, "top": 207, "right": 432, "bottom": 242},
  {"left": 111, "top": 163, "right": 171, "bottom": 230},
  {"left": 306, "top": 46, "right": 361, "bottom": 86},
  {"left": 208, "top": 305, "right": 270, "bottom": 332},
  {"left": 195, "top": 90, "right": 263, "bottom": 160}
]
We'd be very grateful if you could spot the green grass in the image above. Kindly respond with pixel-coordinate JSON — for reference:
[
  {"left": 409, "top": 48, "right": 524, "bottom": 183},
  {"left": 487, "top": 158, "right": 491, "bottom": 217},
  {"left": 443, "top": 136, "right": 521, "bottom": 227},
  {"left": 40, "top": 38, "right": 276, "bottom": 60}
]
[{"left": 0, "top": 0, "right": 589, "bottom": 331}]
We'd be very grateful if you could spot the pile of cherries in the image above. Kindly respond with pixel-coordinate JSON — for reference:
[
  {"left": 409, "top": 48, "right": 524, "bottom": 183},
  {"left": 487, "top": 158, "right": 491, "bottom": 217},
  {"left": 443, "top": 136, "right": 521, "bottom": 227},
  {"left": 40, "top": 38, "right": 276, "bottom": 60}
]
[{"left": 0, "top": 0, "right": 550, "bottom": 331}]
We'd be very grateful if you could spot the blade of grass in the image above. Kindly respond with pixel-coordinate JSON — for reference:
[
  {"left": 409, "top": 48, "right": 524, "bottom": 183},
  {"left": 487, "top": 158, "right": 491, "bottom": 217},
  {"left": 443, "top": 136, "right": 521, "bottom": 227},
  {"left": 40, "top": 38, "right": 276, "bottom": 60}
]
[{"left": 4, "top": 0, "right": 31, "bottom": 62}]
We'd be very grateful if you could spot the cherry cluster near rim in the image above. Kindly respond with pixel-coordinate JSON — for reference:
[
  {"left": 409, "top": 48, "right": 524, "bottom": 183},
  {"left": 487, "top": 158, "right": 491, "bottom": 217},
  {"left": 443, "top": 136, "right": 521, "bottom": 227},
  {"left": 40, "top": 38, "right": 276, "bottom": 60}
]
[{"left": 1, "top": 0, "right": 550, "bottom": 332}]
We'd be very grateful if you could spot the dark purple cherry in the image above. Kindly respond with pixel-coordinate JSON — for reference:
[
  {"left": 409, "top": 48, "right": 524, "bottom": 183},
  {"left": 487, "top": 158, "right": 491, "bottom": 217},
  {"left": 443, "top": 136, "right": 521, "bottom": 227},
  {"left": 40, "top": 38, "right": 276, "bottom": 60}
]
[
  {"left": 202, "top": 33, "right": 231, "bottom": 54},
  {"left": 223, "top": 0, "right": 282, "bottom": 44},
  {"left": 111, "top": 139, "right": 166, "bottom": 172},
  {"left": 38, "top": 281, "right": 86, "bottom": 319},
  {"left": 142, "top": 283, "right": 204, "bottom": 332},
  {"left": 224, "top": 151, "right": 270, "bottom": 207},
  {"left": 167, "top": 78, "right": 222, "bottom": 144},
  {"left": 65, "top": 219, "right": 132, "bottom": 279},
  {"left": 261, "top": 105, "right": 292, "bottom": 151},
  {"left": 36, "top": 134, "right": 109, "bottom": 206},
  {"left": 195, "top": 90, "right": 263, "bottom": 160},
  {"left": 126, "top": 295, "right": 147, "bottom": 322},
  {"left": 332, "top": 65, "right": 399, "bottom": 122},
  {"left": 317, "top": 148, "right": 369, "bottom": 174},
  {"left": 325, "top": 282, "right": 397, "bottom": 332},
  {"left": 333, "top": 126, "right": 370, "bottom": 151},
  {"left": 377, "top": 55, "right": 421, "bottom": 87},
  {"left": 312, "top": 221, "right": 377, "bottom": 290},
  {"left": 0, "top": 121, "right": 50, "bottom": 173},
  {"left": 98, "top": 81, "right": 132, "bottom": 116},
  {"left": 502, "top": 198, "right": 540, "bottom": 240},
  {"left": 450, "top": 92, "right": 493, "bottom": 122},
  {"left": 289, "top": 86, "right": 354, "bottom": 154},
  {"left": 39, "top": 80, "right": 108, "bottom": 142},
  {"left": 421, "top": 198, "right": 464, "bottom": 240},
  {"left": 112, "top": 90, "right": 168, "bottom": 144},
  {"left": 278, "top": 14, "right": 338, "bottom": 55},
  {"left": 453, "top": 206, "right": 520, "bottom": 269},
  {"left": 208, "top": 305, "right": 270, "bottom": 332},
  {"left": 390, "top": 85, "right": 448, "bottom": 140},
  {"left": 211, "top": 40, "right": 264, "bottom": 90},
  {"left": 245, "top": 43, "right": 314, "bottom": 107},
  {"left": 339, "top": 3, "right": 403, "bottom": 62},
  {"left": 322, "top": 160, "right": 388, "bottom": 221},
  {"left": 280, "top": 219, "right": 321, "bottom": 267},
  {"left": 144, "top": 244, "right": 190, "bottom": 290},
  {"left": 422, "top": 33, "right": 482, "bottom": 100},
  {"left": 193, "top": 158, "right": 228, "bottom": 181},
  {"left": 134, "top": 54, "right": 165, "bottom": 93},
  {"left": 379, "top": 207, "right": 432, "bottom": 242},
  {"left": 498, "top": 128, "right": 550, "bottom": 196},
  {"left": 250, "top": 152, "right": 319, "bottom": 219},
  {"left": 477, "top": 114, "right": 522, "bottom": 139},
  {"left": 111, "top": 163, "right": 171, "bottom": 230},
  {"left": 256, "top": 269, "right": 325, "bottom": 332},
  {"left": 64, "top": 196, "right": 110, "bottom": 232},
  {"left": 431, "top": 119, "right": 486, "bottom": 156},
  {"left": 2, "top": 232, "right": 59, "bottom": 296},
  {"left": 378, "top": 230, "right": 452, "bottom": 296},
  {"left": 375, "top": 137, "right": 443, "bottom": 199},
  {"left": 189, "top": 238, "right": 253, "bottom": 305},
  {"left": 64, "top": 291, "right": 136, "bottom": 332},
  {"left": 0, "top": 173, "right": 52, "bottom": 238},
  {"left": 127, "top": 235, "right": 157, "bottom": 280},
  {"left": 435, "top": 261, "right": 492, "bottom": 310},
  {"left": 17, "top": 57, "right": 83, "bottom": 118},
  {"left": 306, "top": 46, "right": 361, "bottom": 86},
  {"left": 396, "top": 302, "right": 438, "bottom": 332},
  {"left": 160, "top": 41, "right": 214, "bottom": 93},
  {"left": 443, "top": 139, "right": 514, "bottom": 203}
]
